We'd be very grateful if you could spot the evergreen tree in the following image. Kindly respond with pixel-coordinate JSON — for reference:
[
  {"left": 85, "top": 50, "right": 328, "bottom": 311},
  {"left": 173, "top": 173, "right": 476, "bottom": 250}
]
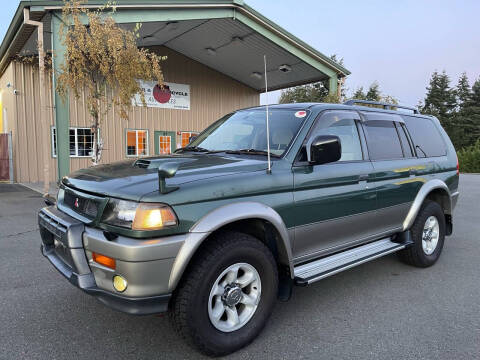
[
  {"left": 366, "top": 82, "right": 381, "bottom": 101},
  {"left": 350, "top": 83, "right": 397, "bottom": 105},
  {"left": 470, "top": 78, "right": 480, "bottom": 105},
  {"left": 456, "top": 72, "right": 471, "bottom": 107},
  {"left": 352, "top": 87, "right": 367, "bottom": 100},
  {"left": 450, "top": 77, "right": 480, "bottom": 149},
  {"left": 422, "top": 71, "right": 456, "bottom": 120}
]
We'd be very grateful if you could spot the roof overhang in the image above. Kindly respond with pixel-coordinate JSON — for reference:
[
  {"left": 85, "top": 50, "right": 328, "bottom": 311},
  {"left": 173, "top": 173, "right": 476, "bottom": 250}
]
[{"left": 0, "top": 0, "right": 350, "bottom": 91}]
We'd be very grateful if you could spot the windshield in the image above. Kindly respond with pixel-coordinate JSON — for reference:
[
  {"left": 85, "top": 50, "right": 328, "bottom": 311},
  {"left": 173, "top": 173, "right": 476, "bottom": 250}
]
[{"left": 184, "top": 109, "right": 308, "bottom": 156}]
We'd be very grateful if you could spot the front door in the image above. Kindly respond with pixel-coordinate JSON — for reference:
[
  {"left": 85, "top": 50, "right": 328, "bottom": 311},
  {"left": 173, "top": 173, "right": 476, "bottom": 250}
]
[
  {"left": 154, "top": 131, "right": 176, "bottom": 155},
  {"left": 292, "top": 110, "right": 377, "bottom": 263},
  {"left": 0, "top": 133, "right": 10, "bottom": 181}
]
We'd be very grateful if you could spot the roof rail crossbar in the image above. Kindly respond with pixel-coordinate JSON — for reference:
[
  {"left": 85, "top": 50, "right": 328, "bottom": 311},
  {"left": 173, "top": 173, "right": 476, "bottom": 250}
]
[{"left": 344, "top": 99, "right": 419, "bottom": 114}]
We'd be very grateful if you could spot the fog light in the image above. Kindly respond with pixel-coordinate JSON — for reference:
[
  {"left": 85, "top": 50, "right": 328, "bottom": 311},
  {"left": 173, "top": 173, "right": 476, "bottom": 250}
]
[{"left": 113, "top": 275, "right": 127, "bottom": 292}]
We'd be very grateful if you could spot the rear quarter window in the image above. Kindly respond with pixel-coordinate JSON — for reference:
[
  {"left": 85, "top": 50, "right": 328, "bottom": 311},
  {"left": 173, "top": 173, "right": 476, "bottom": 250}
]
[{"left": 403, "top": 116, "right": 447, "bottom": 157}]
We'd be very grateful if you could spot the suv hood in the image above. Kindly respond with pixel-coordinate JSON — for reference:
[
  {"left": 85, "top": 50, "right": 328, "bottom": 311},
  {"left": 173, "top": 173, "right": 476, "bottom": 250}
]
[{"left": 62, "top": 154, "right": 268, "bottom": 201}]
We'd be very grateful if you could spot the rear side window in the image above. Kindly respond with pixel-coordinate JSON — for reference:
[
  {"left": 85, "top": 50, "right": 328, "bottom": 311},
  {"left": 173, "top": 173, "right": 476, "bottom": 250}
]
[
  {"left": 403, "top": 116, "right": 446, "bottom": 157},
  {"left": 364, "top": 121, "right": 404, "bottom": 160}
]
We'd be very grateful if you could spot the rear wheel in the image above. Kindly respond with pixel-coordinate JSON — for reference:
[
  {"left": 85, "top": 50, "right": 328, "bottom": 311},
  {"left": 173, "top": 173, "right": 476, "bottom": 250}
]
[
  {"left": 398, "top": 200, "right": 446, "bottom": 267},
  {"left": 170, "top": 231, "right": 278, "bottom": 356}
]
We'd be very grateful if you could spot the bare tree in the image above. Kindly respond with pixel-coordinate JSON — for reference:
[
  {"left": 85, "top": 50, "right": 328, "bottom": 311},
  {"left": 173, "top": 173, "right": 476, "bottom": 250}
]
[{"left": 56, "top": 0, "right": 165, "bottom": 164}]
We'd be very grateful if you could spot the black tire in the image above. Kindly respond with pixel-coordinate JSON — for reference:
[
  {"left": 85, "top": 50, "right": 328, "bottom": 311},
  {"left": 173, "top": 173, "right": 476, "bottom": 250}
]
[
  {"left": 169, "top": 231, "right": 278, "bottom": 357},
  {"left": 398, "top": 200, "right": 446, "bottom": 267}
]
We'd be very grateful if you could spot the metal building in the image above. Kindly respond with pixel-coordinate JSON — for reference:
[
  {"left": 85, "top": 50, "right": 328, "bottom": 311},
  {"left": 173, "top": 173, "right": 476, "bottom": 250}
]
[{"left": 0, "top": 0, "right": 350, "bottom": 186}]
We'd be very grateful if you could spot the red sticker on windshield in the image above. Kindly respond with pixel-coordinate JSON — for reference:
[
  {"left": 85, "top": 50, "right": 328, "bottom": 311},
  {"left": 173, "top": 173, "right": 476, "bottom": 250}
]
[{"left": 295, "top": 111, "right": 307, "bottom": 118}]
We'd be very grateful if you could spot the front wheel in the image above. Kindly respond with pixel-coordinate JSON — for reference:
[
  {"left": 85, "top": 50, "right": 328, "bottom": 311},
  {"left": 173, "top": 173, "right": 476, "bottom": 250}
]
[
  {"left": 170, "top": 231, "right": 278, "bottom": 356},
  {"left": 398, "top": 200, "right": 446, "bottom": 267}
]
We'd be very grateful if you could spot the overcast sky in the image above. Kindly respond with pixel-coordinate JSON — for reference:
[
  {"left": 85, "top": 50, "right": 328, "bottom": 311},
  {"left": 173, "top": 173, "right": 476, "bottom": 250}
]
[{"left": 1, "top": 1, "right": 479, "bottom": 107}]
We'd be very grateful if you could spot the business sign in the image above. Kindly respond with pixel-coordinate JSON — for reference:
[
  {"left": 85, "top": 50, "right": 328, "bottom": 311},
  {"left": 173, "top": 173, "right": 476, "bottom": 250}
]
[{"left": 133, "top": 80, "right": 190, "bottom": 110}]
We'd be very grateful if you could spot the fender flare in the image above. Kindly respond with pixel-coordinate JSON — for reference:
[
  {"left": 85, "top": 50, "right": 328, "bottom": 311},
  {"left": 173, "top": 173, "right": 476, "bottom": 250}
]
[
  {"left": 168, "top": 202, "right": 294, "bottom": 291},
  {"left": 402, "top": 179, "right": 451, "bottom": 231}
]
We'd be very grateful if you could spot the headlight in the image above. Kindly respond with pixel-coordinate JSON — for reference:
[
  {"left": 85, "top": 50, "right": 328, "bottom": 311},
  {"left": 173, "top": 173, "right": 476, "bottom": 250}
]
[{"left": 101, "top": 199, "right": 177, "bottom": 230}]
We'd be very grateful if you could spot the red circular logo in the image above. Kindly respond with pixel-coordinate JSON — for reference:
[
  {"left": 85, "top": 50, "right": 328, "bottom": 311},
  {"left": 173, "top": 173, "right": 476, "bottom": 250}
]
[{"left": 153, "top": 84, "right": 171, "bottom": 104}]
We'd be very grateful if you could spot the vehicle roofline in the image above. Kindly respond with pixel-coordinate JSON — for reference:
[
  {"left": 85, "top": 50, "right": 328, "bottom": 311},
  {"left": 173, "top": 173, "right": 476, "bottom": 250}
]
[{"left": 237, "top": 102, "right": 430, "bottom": 117}]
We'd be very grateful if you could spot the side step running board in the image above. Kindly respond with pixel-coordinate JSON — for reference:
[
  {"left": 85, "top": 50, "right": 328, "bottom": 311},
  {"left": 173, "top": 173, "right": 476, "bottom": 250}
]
[{"left": 294, "top": 238, "right": 407, "bottom": 286}]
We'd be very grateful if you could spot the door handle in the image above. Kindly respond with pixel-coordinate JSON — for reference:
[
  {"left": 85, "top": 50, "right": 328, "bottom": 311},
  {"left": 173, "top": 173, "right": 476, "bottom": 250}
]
[{"left": 358, "top": 174, "right": 369, "bottom": 182}]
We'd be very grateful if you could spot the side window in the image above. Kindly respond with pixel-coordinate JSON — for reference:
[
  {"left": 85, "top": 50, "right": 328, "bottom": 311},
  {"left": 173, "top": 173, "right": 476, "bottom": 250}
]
[
  {"left": 403, "top": 116, "right": 447, "bottom": 157},
  {"left": 305, "top": 111, "right": 363, "bottom": 162},
  {"left": 396, "top": 123, "right": 414, "bottom": 157},
  {"left": 364, "top": 121, "right": 404, "bottom": 160},
  {"left": 126, "top": 129, "right": 149, "bottom": 157}
]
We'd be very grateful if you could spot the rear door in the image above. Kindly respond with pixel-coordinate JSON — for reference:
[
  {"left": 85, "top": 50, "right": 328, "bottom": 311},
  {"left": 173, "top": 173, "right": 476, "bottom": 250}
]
[
  {"left": 361, "top": 112, "right": 423, "bottom": 233},
  {"left": 292, "top": 110, "right": 377, "bottom": 263}
]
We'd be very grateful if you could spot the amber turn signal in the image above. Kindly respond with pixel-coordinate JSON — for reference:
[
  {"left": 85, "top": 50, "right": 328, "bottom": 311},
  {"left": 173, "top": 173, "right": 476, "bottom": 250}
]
[{"left": 92, "top": 252, "right": 116, "bottom": 269}]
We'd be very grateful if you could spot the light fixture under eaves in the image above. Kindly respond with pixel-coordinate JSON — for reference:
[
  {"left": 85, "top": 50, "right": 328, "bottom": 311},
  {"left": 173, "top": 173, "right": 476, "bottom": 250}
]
[
  {"left": 251, "top": 72, "right": 262, "bottom": 80},
  {"left": 278, "top": 64, "right": 292, "bottom": 73},
  {"left": 206, "top": 48, "right": 216, "bottom": 56}
]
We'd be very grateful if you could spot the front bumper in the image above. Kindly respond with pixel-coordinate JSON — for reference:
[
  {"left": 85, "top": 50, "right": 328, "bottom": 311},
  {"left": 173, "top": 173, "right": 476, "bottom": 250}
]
[{"left": 39, "top": 206, "right": 184, "bottom": 315}]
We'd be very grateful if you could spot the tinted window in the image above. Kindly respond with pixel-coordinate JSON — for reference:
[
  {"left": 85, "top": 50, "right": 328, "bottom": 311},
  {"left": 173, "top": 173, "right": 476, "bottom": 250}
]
[
  {"left": 403, "top": 116, "right": 446, "bottom": 157},
  {"left": 396, "top": 123, "right": 414, "bottom": 157},
  {"left": 364, "top": 121, "right": 404, "bottom": 160},
  {"left": 308, "top": 111, "right": 363, "bottom": 162}
]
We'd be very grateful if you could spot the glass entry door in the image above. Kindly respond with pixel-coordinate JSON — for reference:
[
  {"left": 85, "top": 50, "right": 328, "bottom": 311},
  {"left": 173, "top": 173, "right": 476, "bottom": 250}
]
[{"left": 154, "top": 131, "right": 176, "bottom": 155}]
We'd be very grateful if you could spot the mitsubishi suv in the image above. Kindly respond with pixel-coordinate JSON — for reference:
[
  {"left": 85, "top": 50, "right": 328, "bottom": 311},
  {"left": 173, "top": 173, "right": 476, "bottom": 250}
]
[{"left": 39, "top": 100, "right": 459, "bottom": 356}]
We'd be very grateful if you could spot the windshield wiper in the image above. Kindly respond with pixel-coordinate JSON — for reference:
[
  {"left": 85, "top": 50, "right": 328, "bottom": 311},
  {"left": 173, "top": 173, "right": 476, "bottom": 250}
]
[
  {"left": 226, "top": 149, "right": 279, "bottom": 157},
  {"left": 177, "top": 146, "right": 209, "bottom": 153}
]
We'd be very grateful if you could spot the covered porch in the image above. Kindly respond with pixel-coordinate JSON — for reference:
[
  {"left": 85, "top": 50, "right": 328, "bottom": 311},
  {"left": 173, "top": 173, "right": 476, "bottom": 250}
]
[{"left": 0, "top": 0, "right": 350, "bottom": 184}]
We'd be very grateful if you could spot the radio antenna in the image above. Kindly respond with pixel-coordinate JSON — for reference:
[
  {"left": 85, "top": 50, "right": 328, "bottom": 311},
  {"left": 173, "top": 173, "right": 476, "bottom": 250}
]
[{"left": 264, "top": 55, "right": 272, "bottom": 174}]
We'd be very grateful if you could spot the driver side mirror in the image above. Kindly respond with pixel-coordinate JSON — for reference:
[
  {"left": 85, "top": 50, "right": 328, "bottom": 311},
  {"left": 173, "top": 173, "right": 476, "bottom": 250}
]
[{"left": 307, "top": 135, "right": 342, "bottom": 165}]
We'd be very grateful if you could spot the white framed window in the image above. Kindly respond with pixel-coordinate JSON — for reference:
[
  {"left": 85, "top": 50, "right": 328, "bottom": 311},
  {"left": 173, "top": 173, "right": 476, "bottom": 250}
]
[
  {"left": 51, "top": 127, "right": 96, "bottom": 158},
  {"left": 126, "top": 129, "right": 149, "bottom": 157}
]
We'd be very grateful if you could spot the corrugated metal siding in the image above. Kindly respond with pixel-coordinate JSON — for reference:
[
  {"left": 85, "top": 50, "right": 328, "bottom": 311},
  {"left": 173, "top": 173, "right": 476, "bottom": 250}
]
[
  {"left": 11, "top": 61, "right": 57, "bottom": 183},
  {"left": 5, "top": 46, "right": 259, "bottom": 183}
]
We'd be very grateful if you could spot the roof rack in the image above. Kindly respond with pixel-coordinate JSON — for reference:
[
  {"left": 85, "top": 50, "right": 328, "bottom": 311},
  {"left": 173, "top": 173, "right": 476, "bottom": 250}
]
[{"left": 343, "top": 99, "right": 420, "bottom": 114}]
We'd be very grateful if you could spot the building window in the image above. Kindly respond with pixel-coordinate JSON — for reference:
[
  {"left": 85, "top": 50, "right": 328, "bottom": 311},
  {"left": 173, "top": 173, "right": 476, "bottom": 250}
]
[
  {"left": 51, "top": 127, "right": 95, "bottom": 158},
  {"left": 180, "top": 131, "right": 199, "bottom": 148},
  {"left": 126, "top": 129, "right": 149, "bottom": 156}
]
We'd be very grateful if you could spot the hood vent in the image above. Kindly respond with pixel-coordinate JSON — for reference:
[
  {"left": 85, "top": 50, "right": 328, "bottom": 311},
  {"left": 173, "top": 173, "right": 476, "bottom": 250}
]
[{"left": 134, "top": 159, "right": 151, "bottom": 169}]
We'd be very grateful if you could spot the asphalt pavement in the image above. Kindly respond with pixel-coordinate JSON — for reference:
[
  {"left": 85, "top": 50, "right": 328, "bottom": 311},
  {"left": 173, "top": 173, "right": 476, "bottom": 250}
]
[{"left": 0, "top": 176, "right": 479, "bottom": 359}]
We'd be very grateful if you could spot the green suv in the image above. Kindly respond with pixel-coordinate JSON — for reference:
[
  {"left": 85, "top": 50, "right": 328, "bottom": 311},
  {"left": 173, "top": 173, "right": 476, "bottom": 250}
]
[{"left": 39, "top": 101, "right": 459, "bottom": 356}]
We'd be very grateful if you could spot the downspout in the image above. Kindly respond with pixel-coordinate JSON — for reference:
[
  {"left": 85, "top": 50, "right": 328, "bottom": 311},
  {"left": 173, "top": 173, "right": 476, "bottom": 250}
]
[{"left": 24, "top": 8, "right": 50, "bottom": 195}]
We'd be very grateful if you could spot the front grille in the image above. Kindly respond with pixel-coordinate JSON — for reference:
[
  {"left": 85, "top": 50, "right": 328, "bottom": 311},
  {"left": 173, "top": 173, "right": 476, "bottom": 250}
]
[
  {"left": 39, "top": 211, "right": 67, "bottom": 242},
  {"left": 64, "top": 190, "right": 100, "bottom": 218}
]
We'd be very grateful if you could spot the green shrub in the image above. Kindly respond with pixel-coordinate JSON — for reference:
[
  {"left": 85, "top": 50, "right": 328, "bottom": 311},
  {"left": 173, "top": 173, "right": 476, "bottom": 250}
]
[{"left": 457, "top": 140, "right": 480, "bottom": 173}]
